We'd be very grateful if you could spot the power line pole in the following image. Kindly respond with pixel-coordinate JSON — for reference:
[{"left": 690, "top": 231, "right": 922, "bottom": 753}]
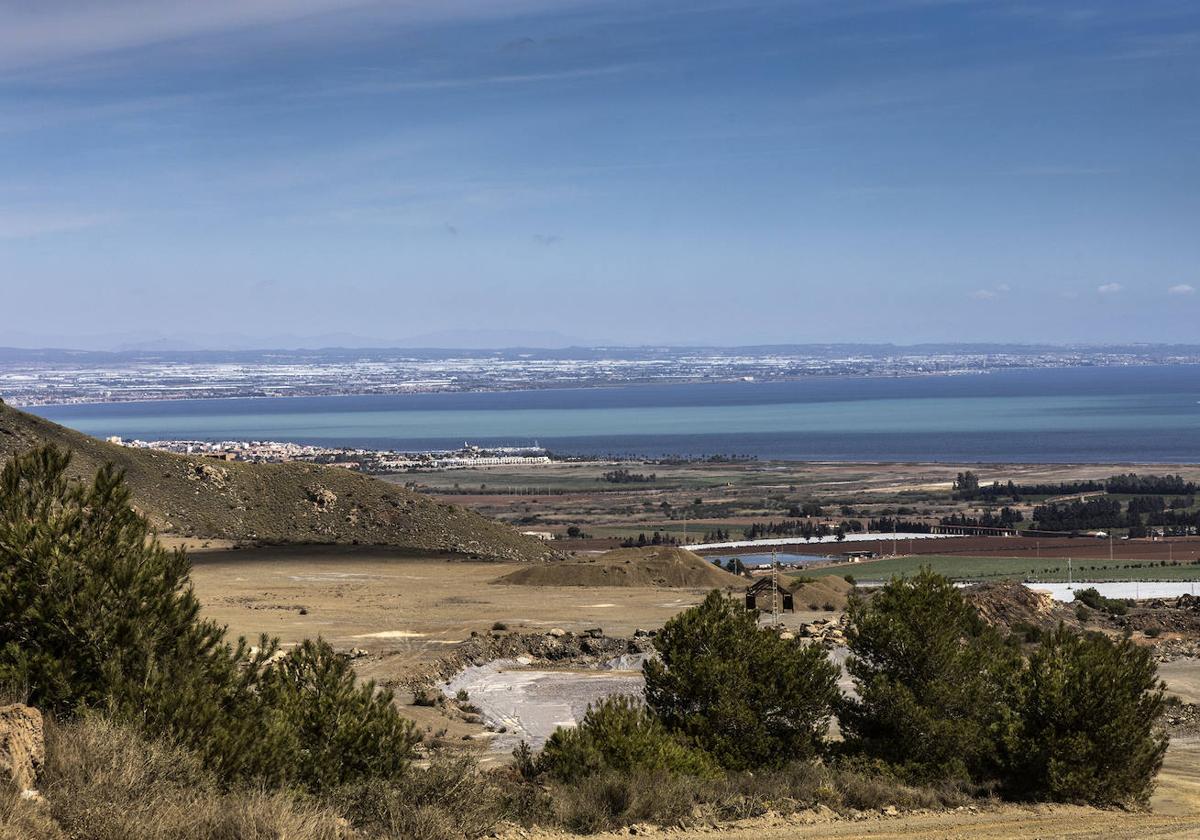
[{"left": 771, "top": 549, "right": 779, "bottom": 626}]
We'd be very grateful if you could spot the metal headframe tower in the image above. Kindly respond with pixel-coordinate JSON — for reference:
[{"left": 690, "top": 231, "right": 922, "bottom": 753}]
[{"left": 771, "top": 548, "right": 779, "bottom": 625}]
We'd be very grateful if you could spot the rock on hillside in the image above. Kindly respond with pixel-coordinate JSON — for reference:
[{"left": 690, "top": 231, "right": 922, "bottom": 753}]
[
  {"left": 0, "top": 704, "right": 44, "bottom": 794},
  {"left": 496, "top": 545, "right": 745, "bottom": 588},
  {"left": 0, "top": 401, "right": 555, "bottom": 562}
]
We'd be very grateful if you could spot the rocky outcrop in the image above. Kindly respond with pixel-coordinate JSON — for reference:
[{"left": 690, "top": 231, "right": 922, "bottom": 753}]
[
  {"left": 402, "top": 629, "right": 653, "bottom": 689},
  {"left": 0, "top": 704, "right": 44, "bottom": 794}
]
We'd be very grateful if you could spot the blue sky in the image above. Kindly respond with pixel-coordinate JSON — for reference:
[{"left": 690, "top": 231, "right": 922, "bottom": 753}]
[{"left": 1, "top": 0, "right": 1198, "bottom": 349}]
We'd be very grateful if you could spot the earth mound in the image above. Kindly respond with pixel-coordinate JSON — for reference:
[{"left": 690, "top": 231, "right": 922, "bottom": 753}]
[
  {"left": 0, "top": 402, "right": 554, "bottom": 562},
  {"left": 962, "top": 581, "right": 1074, "bottom": 630},
  {"left": 496, "top": 546, "right": 745, "bottom": 588},
  {"left": 789, "top": 574, "right": 856, "bottom": 611}
]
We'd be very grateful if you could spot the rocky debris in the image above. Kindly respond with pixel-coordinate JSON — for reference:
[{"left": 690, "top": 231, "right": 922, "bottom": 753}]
[
  {"left": 0, "top": 704, "right": 45, "bottom": 795},
  {"left": 186, "top": 462, "right": 229, "bottom": 487},
  {"left": 1164, "top": 702, "right": 1200, "bottom": 736},
  {"left": 1177, "top": 594, "right": 1200, "bottom": 612},
  {"left": 305, "top": 485, "right": 338, "bottom": 510},
  {"left": 1152, "top": 637, "right": 1200, "bottom": 663},
  {"left": 794, "top": 615, "right": 849, "bottom": 647},
  {"left": 1116, "top": 603, "right": 1200, "bottom": 638},
  {"left": 401, "top": 630, "right": 654, "bottom": 689}
]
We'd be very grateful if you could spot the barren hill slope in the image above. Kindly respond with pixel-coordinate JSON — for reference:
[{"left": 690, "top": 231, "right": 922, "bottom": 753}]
[
  {"left": 0, "top": 401, "right": 555, "bottom": 562},
  {"left": 497, "top": 546, "right": 745, "bottom": 588}
]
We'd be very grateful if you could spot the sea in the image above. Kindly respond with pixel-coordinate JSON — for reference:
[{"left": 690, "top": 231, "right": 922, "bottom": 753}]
[{"left": 27, "top": 365, "right": 1200, "bottom": 464}]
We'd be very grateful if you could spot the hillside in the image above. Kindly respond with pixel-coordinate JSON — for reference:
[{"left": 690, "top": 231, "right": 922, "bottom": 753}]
[
  {"left": 0, "top": 401, "right": 555, "bottom": 562},
  {"left": 496, "top": 545, "right": 745, "bottom": 588}
]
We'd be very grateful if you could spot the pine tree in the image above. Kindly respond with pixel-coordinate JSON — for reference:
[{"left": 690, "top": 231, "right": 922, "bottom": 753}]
[
  {"left": 840, "top": 568, "right": 1021, "bottom": 783},
  {"left": 644, "top": 590, "right": 839, "bottom": 770},
  {"left": 1001, "top": 625, "right": 1168, "bottom": 807},
  {"left": 0, "top": 446, "right": 417, "bottom": 790}
]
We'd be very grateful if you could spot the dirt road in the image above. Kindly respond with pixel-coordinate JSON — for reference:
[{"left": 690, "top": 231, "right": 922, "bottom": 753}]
[{"left": 504, "top": 805, "right": 1197, "bottom": 839}]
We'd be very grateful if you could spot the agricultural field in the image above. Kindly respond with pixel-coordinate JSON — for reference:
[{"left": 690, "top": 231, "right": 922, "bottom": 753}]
[
  {"left": 791, "top": 553, "right": 1200, "bottom": 584},
  {"left": 390, "top": 459, "right": 1200, "bottom": 551}
]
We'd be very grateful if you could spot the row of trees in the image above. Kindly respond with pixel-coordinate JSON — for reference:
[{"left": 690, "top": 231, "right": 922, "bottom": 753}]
[
  {"left": 600, "top": 468, "right": 657, "bottom": 484},
  {"left": 940, "top": 507, "right": 1024, "bottom": 529},
  {"left": 536, "top": 571, "right": 1168, "bottom": 807},
  {"left": 742, "top": 519, "right": 866, "bottom": 541},
  {"left": 955, "top": 470, "right": 1196, "bottom": 502},
  {"left": 619, "top": 530, "right": 681, "bottom": 548}
]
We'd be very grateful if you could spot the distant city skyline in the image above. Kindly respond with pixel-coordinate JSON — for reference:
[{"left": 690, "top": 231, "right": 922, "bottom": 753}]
[{"left": 2, "top": 1, "right": 1198, "bottom": 347}]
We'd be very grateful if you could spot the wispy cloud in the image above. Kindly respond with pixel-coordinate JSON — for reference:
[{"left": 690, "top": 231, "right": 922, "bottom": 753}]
[
  {"left": 0, "top": 0, "right": 604, "bottom": 71},
  {"left": 970, "top": 283, "right": 1011, "bottom": 301},
  {"left": 307, "top": 63, "right": 638, "bottom": 99},
  {"left": 1097, "top": 282, "right": 1122, "bottom": 295},
  {"left": 1168, "top": 283, "right": 1196, "bottom": 296},
  {"left": 0, "top": 209, "right": 114, "bottom": 239}
]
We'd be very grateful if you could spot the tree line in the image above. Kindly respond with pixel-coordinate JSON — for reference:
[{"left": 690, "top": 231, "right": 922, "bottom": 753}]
[{"left": 954, "top": 470, "right": 1196, "bottom": 502}]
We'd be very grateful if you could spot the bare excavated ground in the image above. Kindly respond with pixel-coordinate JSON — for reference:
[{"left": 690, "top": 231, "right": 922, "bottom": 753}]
[
  {"left": 501, "top": 806, "right": 1199, "bottom": 839},
  {"left": 189, "top": 544, "right": 1200, "bottom": 836}
]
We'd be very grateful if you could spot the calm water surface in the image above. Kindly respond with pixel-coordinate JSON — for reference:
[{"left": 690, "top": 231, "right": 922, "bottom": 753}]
[{"left": 30, "top": 365, "right": 1200, "bottom": 463}]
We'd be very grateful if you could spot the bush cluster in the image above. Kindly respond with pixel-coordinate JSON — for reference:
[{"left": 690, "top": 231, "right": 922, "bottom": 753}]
[
  {"left": 0, "top": 446, "right": 417, "bottom": 792},
  {"left": 532, "top": 567, "right": 1169, "bottom": 817},
  {"left": 840, "top": 569, "right": 1167, "bottom": 805}
]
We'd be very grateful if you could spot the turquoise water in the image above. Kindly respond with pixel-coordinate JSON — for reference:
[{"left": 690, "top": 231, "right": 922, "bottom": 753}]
[{"left": 30, "top": 365, "right": 1200, "bottom": 463}]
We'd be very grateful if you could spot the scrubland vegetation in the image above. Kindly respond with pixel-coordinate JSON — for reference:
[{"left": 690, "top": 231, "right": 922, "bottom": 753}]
[{"left": 0, "top": 447, "right": 1173, "bottom": 838}]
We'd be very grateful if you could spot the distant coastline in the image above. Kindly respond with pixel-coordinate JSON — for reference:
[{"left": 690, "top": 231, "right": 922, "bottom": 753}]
[{"left": 28, "top": 365, "right": 1200, "bottom": 465}]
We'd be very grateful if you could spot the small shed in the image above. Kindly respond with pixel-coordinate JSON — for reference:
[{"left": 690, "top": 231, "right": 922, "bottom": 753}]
[{"left": 745, "top": 577, "right": 793, "bottom": 613}]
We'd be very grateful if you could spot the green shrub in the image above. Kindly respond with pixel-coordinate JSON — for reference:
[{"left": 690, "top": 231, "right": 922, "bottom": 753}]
[
  {"left": 538, "top": 695, "right": 717, "bottom": 782},
  {"left": 1000, "top": 625, "right": 1168, "bottom": 807},
  {"left": 644, "top": 590, "right": 840, "bottom": 770},
  {"left": 1073, "top": 587, "right": 1128, "bottom": 616},
  {"left": 258, "top": 638, "right": 419, "bottom": 792},
  {"left": 0, "top": 446, "right": 417, "bottom": 792},
  {"left": 840, "top": 568, "right": 1021, "bottom": 784}
]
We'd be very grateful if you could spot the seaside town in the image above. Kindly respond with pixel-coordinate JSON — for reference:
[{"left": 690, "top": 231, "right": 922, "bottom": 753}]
[{"left": 105, "top": 436, "right": 553, "bottom": 472}]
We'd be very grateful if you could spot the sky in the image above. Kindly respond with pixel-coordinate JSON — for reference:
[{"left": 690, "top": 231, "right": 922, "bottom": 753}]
[{"left": 1, "top": 0, "right": 1198, "bottom": 349}]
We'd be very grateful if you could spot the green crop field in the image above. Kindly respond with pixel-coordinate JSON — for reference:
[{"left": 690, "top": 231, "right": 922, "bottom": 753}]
[{"left": 790, "top": 553, "right": 1200, "bottom": 583}]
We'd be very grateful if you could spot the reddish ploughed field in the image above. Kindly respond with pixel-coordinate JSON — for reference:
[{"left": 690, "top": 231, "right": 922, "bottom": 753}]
[{"left": 720, "top": 535, "right": 1200, "bottom": 562}]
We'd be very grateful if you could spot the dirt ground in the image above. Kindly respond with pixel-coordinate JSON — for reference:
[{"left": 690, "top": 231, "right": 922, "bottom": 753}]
[
  {"left": 501, "top": 805, "right": 1198, "bottom": 839},
  {"left": 189, "top": 545, "right": 1200, "bottom": 836}
]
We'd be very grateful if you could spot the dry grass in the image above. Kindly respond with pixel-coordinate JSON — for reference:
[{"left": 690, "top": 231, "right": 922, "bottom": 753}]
[
  {"left": 31, "top": 717, "right": 351, "bottom": 840},
  {"left": 506, "top": 760, "right": 981, "bottom": 834},
  {"left": 1, "top": 713, "right": 986, "bottom": 840}
]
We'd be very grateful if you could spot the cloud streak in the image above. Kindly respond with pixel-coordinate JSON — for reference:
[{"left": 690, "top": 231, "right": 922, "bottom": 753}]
[
  {"left": 0, "top": 0, "right": 607, "bottom": 70},
  {"left": 0, "top": 209, "right": 114, "bottom": 239}
]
